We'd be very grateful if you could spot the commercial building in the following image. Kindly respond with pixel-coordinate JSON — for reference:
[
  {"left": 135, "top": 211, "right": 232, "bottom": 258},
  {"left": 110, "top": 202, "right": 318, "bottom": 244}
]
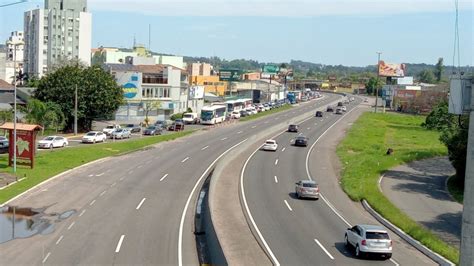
[
  {"left": 189, "top": 75, "right": 227, "bottom": 96},
  {"left": 24, "top": 0, "right": 92, "bottom": 77},
  {"left": 187, "top": 62, "right": 212, "bottom": 76}
]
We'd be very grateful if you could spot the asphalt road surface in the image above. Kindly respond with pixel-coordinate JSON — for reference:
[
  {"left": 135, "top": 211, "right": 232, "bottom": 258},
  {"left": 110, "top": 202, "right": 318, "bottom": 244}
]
[
  {"left": 0, "top": 94, "right": 345, "bottom": 265},
  {"left": 242, "top": 98, "right": 436, "bottom": 265}
]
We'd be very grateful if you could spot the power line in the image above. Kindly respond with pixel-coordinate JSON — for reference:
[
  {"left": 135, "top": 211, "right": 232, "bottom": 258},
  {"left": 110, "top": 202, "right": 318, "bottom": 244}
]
[{"left": 0, "top": 0, "right": 27, "bottom": 8}]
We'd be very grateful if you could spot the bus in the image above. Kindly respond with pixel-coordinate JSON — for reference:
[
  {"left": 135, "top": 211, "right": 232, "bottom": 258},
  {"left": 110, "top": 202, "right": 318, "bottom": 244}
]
[
  {"left": 200, "top": 105, "right": 227, "bottom": 125},
  {"left": 226, "top": 98, "right": 253, "bottom": 112}
]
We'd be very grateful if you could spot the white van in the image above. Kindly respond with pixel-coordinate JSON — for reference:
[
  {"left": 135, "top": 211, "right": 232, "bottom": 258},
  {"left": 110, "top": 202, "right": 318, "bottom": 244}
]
[{"left": 182, "top": 113, "right": 200, "bottom": 124}]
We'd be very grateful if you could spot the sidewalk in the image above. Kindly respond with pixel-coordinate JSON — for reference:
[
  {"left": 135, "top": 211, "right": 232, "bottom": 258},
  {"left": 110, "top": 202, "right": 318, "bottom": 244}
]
[{"left": 380, "top": 157, "right": 462, "bottom": 247}]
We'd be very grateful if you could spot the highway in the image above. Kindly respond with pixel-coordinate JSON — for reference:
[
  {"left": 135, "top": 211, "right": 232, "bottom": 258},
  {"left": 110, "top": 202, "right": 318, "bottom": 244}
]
[
  {"left": 0, "top": 93, "right": 344, "bottom": 265},
  {"left": 241, "top": 98, "right": 436, "bottom": 265}
]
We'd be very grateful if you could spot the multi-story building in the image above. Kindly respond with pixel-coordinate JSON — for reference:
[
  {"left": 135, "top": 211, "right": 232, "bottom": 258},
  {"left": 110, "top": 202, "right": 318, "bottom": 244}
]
[
  {"left": 0, "top": 31, "right": 25, "bottom": 84},
  {"left": 189, "top": 75, "right": 227, "bottom": 96},
  {"left": 24, "top": 0, "right": 91, "bottom": 77},
  {"left": 187, "top": 62, "right": 212, "bottom": 76}
]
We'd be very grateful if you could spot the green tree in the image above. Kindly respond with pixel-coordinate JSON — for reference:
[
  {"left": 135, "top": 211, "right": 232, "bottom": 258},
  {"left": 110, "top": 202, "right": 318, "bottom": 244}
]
[
  {"left": 34, "top": 64, "right": 123, "bottom": 131},
  {"left": 419, "top": 69, "right": 435, "bottom": 83},
  {"left": 435, "top": 58, "right": 443, "bottom": 83},
  {"left": 365, "top": 77, "right": 380, "bottom": 95},
  {"left": 0, "top": 110, "right": 13, "bottom": 124},
  {"left": 23, "top": 99, "right": 65, "bottom": 134}
]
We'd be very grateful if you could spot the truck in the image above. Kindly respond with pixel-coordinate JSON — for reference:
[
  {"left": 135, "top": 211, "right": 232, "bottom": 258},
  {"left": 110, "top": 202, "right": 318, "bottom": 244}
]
[{"left": 287, "top": 92, "right": 296, "bottom": 104}]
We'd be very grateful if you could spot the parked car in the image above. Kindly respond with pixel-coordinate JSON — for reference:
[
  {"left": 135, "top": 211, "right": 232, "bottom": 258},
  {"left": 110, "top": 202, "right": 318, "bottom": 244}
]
[
  {"left": 337, "top": 101, "right": 343, "bottom": 107},
  {"left": 143, "top": 126, "right": 162, "bottom": 135},
  {"left": 182, "top": 113, "right": 200, "bottom": 124},
  {"left": 295, "top": 180, "right": 319, "bottom": 199},
  {"left": 168, "top": 121, "right": 185, "bottom": 131},
  {"left": 110, "top": 128, "right": 131, "bottom": 139},
  {"left": 38, "top": 136, "right": 68, "bottom": 149},
  {"left": 82, "top": 131, "right": 107, "bottom": 143},
  {"left": 364, "top": 98, "right": 369, "bottom": 103},
  {"left": 124, "top": 124, "right": 141, "bottom": 133},
  {"left": 262, "top": 139, "right": 278, "bottom": 151},
  {"left": 294, "top": 136, "right": 308, "bottom": 147},
  {"left": 345, "top": 225, "right": 392, "bottom": 259},
  {"left": 155, "top": 120, "right": 171, "bottom": 129},
  {"left": 102, "top": 124, "right": 121, "bottom": 136},
  {"left": 231, "top": 110, "right": 241, "bottom": 119},
  {"left": 239, "top": 110, "right": 249, "bottom": 117},
  {"left": 344, "top": 99, "right": 350, "bottom": 104},
  {"left": 336, "top": 108, "right": 343, "bottom": 114},
  {"left": 327, "top": 106, "right": 334, "bottom": 112},
  {"left": 341, "top": 106, "right": 347, "bottom": 112},
  {"left": 315, "top": 111, "right": 323, "bottom": 117},
  {"left": 288, "top": 124, "right": 299, "bottom": 132},
  {"left": 0, "top": 136, "right": 9, "bottom": 148}
]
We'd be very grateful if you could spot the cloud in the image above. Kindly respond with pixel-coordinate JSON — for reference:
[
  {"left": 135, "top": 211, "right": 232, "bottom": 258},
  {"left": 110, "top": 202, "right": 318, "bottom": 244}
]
[{"left": 88, "top": 0, "right": 473, "bottom": 17}]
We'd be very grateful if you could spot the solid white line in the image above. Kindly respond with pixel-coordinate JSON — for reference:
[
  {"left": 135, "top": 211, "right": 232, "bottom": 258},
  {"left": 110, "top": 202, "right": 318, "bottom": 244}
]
[
  {"left": 274, "top": 176, "right": 278, "bottom": 183},
  {"left": 136, "top": 198, "right": 146, "bottom": 210},
  {"left": 221, "top": 137, "right": 228, "bottom": 141},
  {"left": 160, "top": 174, "right": 169, "bottom": 182},
  {"left": 42, "top": 252, "right": 51, "bottom": 263},
  {"left": 274, "top": 159, "right": 279, "bottom": 165},
  {"left": 96, "top": 173, "right": 104, "bottom": 177},
  {"left": 79, "top": 209, "right": 86, "bottom": 217},
  {"left": 119, "top": 176, "right": 125, "bottom": 181},
  {"left": 56, "top": 235, "right": 64, "bottom": 245},
  {"left": 88, "top": 174, "right": 93, "bottom": 177},
  {"left": 201, "top": 145, "right": 209, "bottom": 150},
  {"left": 181, "top": 157, "right": 189, "bottom": 163},
  {"left": 284, "top": 200, "right": 293, "bottom": 211},
  {"left": 67, "top": 222, "right": 75, "bottom": 230},
  {"left": 137, "top": 165, "right": 143, "bottom": 169},
  {"left": 281, "top": 147, "right": 286, "bottom": 152},
  {"left": 390, "top": 258, "right": 400, "bottom": 266},
  {"left": 115, "top": 235, "right": 125, "bottom": 253},
  {"left": 111, "top": 182, "right": 117, "bottom": 187},
  {"left": 99, "top": 190, "right": 107, "bottom": 197},
  {"left": 89, "top": 200, "right": 96, "bottom": 206},
  {"left": 314, "top": 239, "right": 335, "bottom": 260},
  {"left": 128, "top": 170, "right": 133, "bottom": 174},
  {"left": 178, "top": 138, "right": 248, "bottom": 266}
]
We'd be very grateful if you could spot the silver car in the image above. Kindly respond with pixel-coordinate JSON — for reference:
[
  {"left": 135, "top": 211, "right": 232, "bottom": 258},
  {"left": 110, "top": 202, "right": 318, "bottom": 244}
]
[
  {"left": 110, "top": 128, "right": 131, "bottom": 139},
  {"left": 295, "top": 180, "right": 319, "bottom": 199},
  {"left": 345, "top": 224, "right": 392, "bottom": 259}
]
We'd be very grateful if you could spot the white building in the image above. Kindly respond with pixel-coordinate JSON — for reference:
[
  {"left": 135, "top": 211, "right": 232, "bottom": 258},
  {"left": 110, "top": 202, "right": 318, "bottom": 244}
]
[
  {"left": 24, "top": 0, "right": 92, "bottom": 77},
  {"left": 0, "top": 31, "right": 25, "bottom": 84}
]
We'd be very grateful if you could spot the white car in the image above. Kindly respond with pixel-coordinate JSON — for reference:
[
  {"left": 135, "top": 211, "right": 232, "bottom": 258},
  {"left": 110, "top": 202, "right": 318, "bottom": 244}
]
[
  {"left": 82, "top": 131, "right": 107, "bottom": 143},
  {"left": 341, "top": 106, "right": 347, "bottom": 112},
  {"left": 262, "top": 139, "right": 278, "bottom": 151},
  {"left": 0, "top": 136, "right": 9, "bottom": 148},
  {"left": 102, "top": 125, "right": 120, "bottom": 136},
  {"left": 231, "top": 110, "right": 241, "bottom": 119},
  {"left": 38, "top": 136, "right": 68, "bottom": 149},
  {"left": 345, "top": 224, "right": 392, "bottom": 259}
]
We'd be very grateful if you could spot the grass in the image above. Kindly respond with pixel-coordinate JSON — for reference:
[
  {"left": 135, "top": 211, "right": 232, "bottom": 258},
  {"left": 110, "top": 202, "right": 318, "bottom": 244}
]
[
  {"left": 447, "top": 175, "right": 464, "bottom": 204},
  {"left": 337, "top": 112, "right": 459, "bottom": 264},
  {"left": 239, "top": 104, "right": 292, "bottom": 122},
  {"left": 0, "top": 130, "right": 194, "bottom": 204}
]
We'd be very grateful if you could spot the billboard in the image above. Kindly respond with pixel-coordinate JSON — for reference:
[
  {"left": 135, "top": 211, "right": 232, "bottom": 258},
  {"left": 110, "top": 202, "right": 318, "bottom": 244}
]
[
  {"left": 189, "top": 86, "right": 204, "bottom": 99},
  {"left": 379, "top": 61, "right": 406, "bottom": 77},
  {"left": 262, "top": 64, "right": 279, "bottom": 74},
  {"left": 219, "top": 69, "right": 241, "bottom": 81}
]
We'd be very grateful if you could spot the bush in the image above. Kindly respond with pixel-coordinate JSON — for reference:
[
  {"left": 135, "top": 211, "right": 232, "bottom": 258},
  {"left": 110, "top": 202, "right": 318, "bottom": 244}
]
[{"left": 170, "top": 113, "right": 183, "bottom": 121}]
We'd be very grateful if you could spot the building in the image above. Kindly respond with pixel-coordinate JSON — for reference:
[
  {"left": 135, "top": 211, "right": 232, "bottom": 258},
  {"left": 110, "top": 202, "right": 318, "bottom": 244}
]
[
  {"left": 242, "top": 72, "right": 261, "bottom": 81},
  {"left": 0, "top": 31, "right": 25, "bottom": 84},
  {"left": 189, "top": 75, "right": 227, "bottom": 96},
  {"left": 91, "top": 47, "right": 138, "bottom": 65},
  {"left": 105, "top": 63, "right": 203, "bottom": 123},
  {"left": 187, "top": 62, "right": 212, "bottom": 76},
  {"left": 24, "top": 0, "right": 92, "bottom": 77}
]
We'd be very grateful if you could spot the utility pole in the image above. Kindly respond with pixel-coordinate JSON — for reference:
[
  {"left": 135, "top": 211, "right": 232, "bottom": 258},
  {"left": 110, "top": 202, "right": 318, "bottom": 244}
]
[
  {"left": 375, "top": 52, "right": 382, "bottom": 113},
  {"left": 460, "top": 78, "right": 474, "bottom": 266},
  {"left": 74, "top": 84, "right": 78, "bottom": 135}
]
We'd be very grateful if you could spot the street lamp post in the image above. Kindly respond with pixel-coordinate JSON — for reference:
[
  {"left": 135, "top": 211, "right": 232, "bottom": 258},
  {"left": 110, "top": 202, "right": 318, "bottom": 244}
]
[{"left": 375, "top": 52, "right": 382, "bottom": 113}]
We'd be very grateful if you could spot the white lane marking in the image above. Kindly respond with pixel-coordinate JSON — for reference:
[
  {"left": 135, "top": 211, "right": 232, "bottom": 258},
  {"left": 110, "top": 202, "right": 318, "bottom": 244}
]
[
  {"left": 137, "top": 165, "right": 143, "bottom": 169},
  {"left": 95, "top": 173, "right": 104, "bottom": 177},
  {"left": 274, "top": 117, "right": 278, "bottom": 120},
  {"left": 284, "top": 200, "right": 293, "bottom": 212},
  {"left": 145, "top": 160, "right": 152, "bottom": 164},
  {"left": 79, "top": 209, "right": 86, "bottom": 217},
  {"left": 274, "top": 159, "right": 279, "bottom": 165},
  {"left": 281, "top": 147, "right": 286, "bottom": 152},
  {"left": 181, "top": 157, "right": 189, "bottom": 163},
  {"left": 88, "top": 174, "right": 93, "bottom": 177},
  {"left": 136, "top": 198, "right": 146, "bottom": 210},
  {"left": 274, "top": 176, "right": 278, "bottom": 183},
  {"left": 201, "top": 145, "right": 209, "bottom": 150},
  {"left": 115, "top": 235, "right": 125, "bottom": 253},
  {"left": 111, "top": 182, "right": 117, "bottom": 187},
  {"left": 307, "top": 127, "right": 311, "bottom": 130},
  {"left": 237, "top": 131, "right": 243, "bottom": 134},
  {"left": 99, "top": 190, "right": 107, "bottom": 197},
  {"left": 160, "top": 174, "right": 169, "bottom": 182},
  {"left": 178, "top": 138, "right": 248, "bottom": 266},
  {"left": 56, "top": 235, "right": 64, "bottom": 245},
  {"left": 67, "top": 222, "right": 75, "bottom": 230},
  {"left": 89, "top": 200, "right": 96, "bottom": 206},
  {"left": 221, "top": 137, "right": 228, "bottom": 141},
  {"left": 251, "top": 125, "right": 257, "bottom": 128},
  {"left": 119, "top": 176, "right": 125, "bottom": 181},
  {"left": 314, "top": 239, "right": 335, "bottom": 260},
  {"left": 390, "top": 258, "right": 400, "bottom": 266},
  {"left": 42, "top": 252, "right": 51, "bottom": 263},
  {"left": 128, "top": 170, "right": 133, "bottom": 175},
  {"left": 315, "top": 123, "right": 317, "bottom": 125},
  {"left": 264, "top": 121, "right": 269, "bottom": 124}
]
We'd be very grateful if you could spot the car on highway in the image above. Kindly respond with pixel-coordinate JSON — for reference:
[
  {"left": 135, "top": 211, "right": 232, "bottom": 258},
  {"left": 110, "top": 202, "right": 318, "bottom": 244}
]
[
  {"left": 110, "top": 128, "right": 131, "bottom": 139},
  {"left": 155, "top": 120, "right": 171, "bottom": 129},
  {"left": 295, "top": 180, "right": 319, "bottom": 199},
  {"left": 168, "top": 120, "right": 185, "bottom": 131},
  {"left": 231, "top": 110, "right": 241, "bottom": 119},
  {"left": 327, "top": 106, "right": 334, "bottom": 112},
  {"left": 288, "top": 124, "right": 299, "bottom": 132},
  {"left": 262, "top": 139, "right": 278, "bottom": 151},
  {"left": 315, "top": 111, "right": 323, "bottom": 117},
  {"left": 341, "top": 106, "right": 347, "bottom": 112},
  {"left": 82, "top": 131, "right": 107, "bottom": 143},
  {"left": 345, "top": 224, "right": 392, "bottom": 259},
  {"left": 38, "top": 136, "right": 68, "bottom": 149},
  {"left": 124, "top": 124, "right": 141, "bottom": 133},
  {"left": 143, "top": 126, "right": 162, "bottom": 136},
  {"left": 294, "top": 135, "right": 308, "bottom": 147},
  {"left": 239, "top": 110, "right": 249, "bottom": 117},
  {"left": 102, "top": 124, "right": 120, "bottom": 136},
  {"left": 0, "top": 136, "right": 9, "bottom": 148},
  {"left": 336, "top": 108, "right": 343, "bottom": 114}
]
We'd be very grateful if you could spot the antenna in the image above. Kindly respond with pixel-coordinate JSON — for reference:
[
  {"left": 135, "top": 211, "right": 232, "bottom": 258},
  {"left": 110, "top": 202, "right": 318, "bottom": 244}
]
[
  {"left": 133, "top": 34, "right": 136, "bottom": 48},
  {"left": 148, "top": 24, "right": 151, "bottom": 52}
]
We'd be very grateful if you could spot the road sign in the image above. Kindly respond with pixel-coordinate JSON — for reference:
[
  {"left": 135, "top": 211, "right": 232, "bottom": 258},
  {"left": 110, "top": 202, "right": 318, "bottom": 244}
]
[
  {"left": 219, "top": 69, "right": 241, "bottom": 81},
  {"left": 262, "top": 64, "right": 279, "bottom": 74}
]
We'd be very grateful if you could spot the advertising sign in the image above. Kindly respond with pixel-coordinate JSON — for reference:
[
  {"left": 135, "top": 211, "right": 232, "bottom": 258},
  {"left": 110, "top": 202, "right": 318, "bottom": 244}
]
[
  {"left": 262, "top": 64, "right": 279, "bottom": 74},
  {"left": 117, "top": 72, "right": 141, "bottom": 99},
  {"left": 219, "top": 69, "right": 241, "bottom": 81},
  {"left": 189, "top": 86, "right": 204, "bottom": 99},
  {"left": 379, "top": 61, "right": 406, "bottom": 77}
]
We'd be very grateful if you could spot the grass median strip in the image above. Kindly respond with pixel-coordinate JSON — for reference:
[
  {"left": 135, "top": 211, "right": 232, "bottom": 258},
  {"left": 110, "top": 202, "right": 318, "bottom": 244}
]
[
  {"left": 337, "top": 112, "right": 459, "bottom": 263},
  {"left": 239, "top": 105, "right": 292, "bottom": 122},
  {"left": 0, "top": 130, "right": 194, "bottom": 204}
]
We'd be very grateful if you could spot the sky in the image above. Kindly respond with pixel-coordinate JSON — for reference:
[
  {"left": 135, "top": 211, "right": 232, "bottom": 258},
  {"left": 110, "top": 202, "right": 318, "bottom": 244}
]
[{"left": 0, "top": 0, "right": 473, "bottom": 66}]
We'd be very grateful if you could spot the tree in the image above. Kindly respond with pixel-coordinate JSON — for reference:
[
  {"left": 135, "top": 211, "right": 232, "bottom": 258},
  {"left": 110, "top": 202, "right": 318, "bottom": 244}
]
[
  {"left": 365, "top": 77, "right": 380, "bottom": 95},
  {"left": 35, "top": 64, "right": 123, "bottom": 131},
  {"left": 0, "top": 110, "right": 13, "bottom": 124},
  {"left": 22, "top": 99, "right": 66, "bottom": 134},
  {"left": 419, "top": 69, "right": 435, "bottom": 83},
  {"left": 435, "top": 58, "right": 443, "bottom": 83}
]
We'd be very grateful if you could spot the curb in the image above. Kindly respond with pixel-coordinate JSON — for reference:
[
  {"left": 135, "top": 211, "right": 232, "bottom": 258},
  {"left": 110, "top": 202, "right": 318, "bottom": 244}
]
[{"left": 361, "top": 199, "right": 455, "bottom": 266}]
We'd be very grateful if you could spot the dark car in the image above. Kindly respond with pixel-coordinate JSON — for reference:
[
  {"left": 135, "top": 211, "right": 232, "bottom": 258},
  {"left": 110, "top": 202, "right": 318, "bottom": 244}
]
[
  {"left": 315, "top": 111, "right": 323, "bottom": 117},
  {"left": 168, "top": 121, "right": 185, "bottom": 131},
  {"left": 336, "top": 108, "right": 343, "bottom": 114},
  {"left": 155, "top": 120, "right": 170, "bottom": 129},
  {"left": 327, "top": 106, "right": 334, "bottom": 112},
  {"left": 239, "top": 110, "right": 249, "bottom": 117},
  {"left": 143, "top": 126, "right": 162, "bottom": 135},
  {"left": 124, "top": 124, "right": 141, "bottom": 133},
  {"left": 337, "top": 101, "right": 343, "bottom": 107},
  {"left": 288, "top": 124, "right": 299, "bottom": 132},
  {"left": 294, "top": 136, "right": 308, "bottom": 147}
]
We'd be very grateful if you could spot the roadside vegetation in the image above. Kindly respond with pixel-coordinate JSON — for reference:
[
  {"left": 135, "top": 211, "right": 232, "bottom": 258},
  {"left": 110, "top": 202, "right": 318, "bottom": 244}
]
[
  {"left": 0, "top": 130, "right": 194, "bottom": 204},
  {"left": 337, "top": 112, "right": 459, "bottom": 263},
  {"left": 239, "top": 104, "right": 292, "bottom": 122},
  {"left": 447, "top": 175, "right": 464, "bottom": 204}
]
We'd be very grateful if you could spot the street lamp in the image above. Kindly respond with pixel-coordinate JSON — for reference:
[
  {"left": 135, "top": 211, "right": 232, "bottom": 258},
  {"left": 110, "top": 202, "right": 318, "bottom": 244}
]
[
  {"left": 7, "top": 39, "right": 25, "bottom": 174},
  {"left": 375, "top": 52, "right": 382, "bottom": 113}
]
